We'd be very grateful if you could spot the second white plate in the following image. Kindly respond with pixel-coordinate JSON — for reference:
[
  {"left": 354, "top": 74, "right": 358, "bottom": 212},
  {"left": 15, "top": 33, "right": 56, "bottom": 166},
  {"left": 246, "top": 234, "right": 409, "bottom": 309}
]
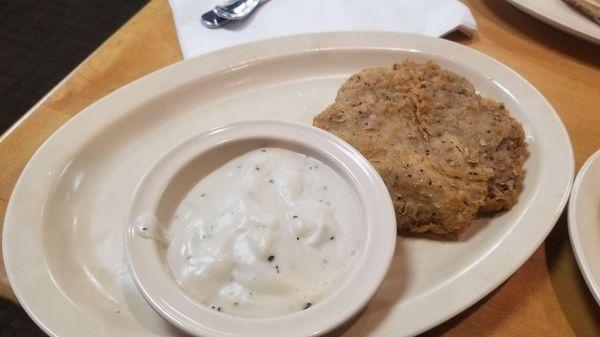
[
  {"left": 506, "top": 0, "right": 600, "bottom": 44},
  {"left": 3, "top": 32, "right": 574, "bottom": 336},
  {"left": 569, "top": 149, "right": 600, "bottom": 306}
]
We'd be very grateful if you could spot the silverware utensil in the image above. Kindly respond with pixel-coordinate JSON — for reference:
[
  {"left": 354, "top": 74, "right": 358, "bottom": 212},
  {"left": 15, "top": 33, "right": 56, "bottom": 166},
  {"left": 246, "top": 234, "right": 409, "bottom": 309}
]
[
  {"left": 214, "top": 0, "right": 261, "bottom": 20},
  {"left": 201, "top": 0, "right": 262, "bottom": 29},
  {"left": 201, "top": 10, "right": 229, "bottom": 29}
]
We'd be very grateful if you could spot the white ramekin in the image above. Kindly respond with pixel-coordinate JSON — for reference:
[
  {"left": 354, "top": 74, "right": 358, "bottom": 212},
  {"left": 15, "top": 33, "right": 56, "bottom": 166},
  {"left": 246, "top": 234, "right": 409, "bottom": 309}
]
[{"left": 124, "top": 120, "right": 397, "bottom": 337}]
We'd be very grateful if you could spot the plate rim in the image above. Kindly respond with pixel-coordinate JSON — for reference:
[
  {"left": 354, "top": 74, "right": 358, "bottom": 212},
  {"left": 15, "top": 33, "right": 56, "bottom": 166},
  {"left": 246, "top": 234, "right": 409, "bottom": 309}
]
[
  {"left": 2, "top": 31, "right": 575, "bottom": 336},
  {"left": 505, "top": 0, "right": 600, "bottom": 45},
  {"left": 568, "top": 149, "right": 600, "bottom": 306}
]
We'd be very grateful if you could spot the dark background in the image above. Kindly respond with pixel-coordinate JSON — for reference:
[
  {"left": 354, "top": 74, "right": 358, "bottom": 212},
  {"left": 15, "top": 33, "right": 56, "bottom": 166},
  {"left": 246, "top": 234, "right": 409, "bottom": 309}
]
[
  {"left": 0, "top": 0, "right": 147, "bottom": 335},
  {"left": 0, "top": 0, "right": 148, "bottom": 133}
]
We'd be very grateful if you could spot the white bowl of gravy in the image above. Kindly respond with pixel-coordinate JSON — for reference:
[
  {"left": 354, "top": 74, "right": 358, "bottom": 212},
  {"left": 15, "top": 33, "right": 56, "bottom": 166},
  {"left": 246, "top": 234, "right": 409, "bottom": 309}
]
[{"left": 124, "top": 120, "right": 396, "bottom": 337}]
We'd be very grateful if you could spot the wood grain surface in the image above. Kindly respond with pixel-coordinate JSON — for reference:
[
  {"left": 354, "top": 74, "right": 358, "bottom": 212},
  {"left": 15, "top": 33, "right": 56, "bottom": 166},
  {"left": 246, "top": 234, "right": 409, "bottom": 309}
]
[{"left": 0, "top": 0, "right": 599, "bottom": 335}]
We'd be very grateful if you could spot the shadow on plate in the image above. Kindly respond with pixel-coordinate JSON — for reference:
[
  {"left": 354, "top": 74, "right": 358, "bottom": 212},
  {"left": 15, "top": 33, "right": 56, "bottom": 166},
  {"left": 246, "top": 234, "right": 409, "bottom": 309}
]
[
  {"left": 122, "top": 276, "right": 193, "bottom": 337},
  {"left": 399, "top": 212, "right": 501, "bottom": 242},
  {"left": 323, "top": 234, "right": 408, "bottom": 337}
]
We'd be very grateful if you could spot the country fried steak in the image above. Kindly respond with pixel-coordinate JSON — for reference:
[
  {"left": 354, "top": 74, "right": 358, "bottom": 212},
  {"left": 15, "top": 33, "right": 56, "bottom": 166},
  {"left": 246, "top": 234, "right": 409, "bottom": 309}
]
[{"left": 313, "top": 60, "right": 526, "bottom": 238}]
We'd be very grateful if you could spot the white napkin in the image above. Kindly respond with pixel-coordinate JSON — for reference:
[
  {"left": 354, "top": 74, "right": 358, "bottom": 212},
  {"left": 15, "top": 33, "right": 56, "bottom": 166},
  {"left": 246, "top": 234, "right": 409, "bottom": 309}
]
[{"left": 169, "top": 0, "right": 477, "bottom": 59}]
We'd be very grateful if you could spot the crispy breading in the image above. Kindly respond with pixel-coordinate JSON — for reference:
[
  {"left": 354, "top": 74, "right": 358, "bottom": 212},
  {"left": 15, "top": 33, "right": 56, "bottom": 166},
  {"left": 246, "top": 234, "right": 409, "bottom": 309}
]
[{"left": 313, "top": 60, "right": 526, "bottom": 237}]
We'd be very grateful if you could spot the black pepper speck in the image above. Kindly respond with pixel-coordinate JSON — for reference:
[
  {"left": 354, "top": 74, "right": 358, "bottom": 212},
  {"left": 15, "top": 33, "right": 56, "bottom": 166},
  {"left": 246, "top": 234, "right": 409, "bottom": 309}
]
[
  {"left": 303, "top": 302, "right": 312, "bottom": 310},
  {"left": 268, "top": 255, "right": 275, "bottom": 262}
]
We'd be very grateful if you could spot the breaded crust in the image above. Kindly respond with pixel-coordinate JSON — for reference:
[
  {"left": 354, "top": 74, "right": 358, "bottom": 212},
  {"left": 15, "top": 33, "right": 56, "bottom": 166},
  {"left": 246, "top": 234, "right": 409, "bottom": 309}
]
[{"left": 313, "top": 60, "right": 526, "bottom": 237}]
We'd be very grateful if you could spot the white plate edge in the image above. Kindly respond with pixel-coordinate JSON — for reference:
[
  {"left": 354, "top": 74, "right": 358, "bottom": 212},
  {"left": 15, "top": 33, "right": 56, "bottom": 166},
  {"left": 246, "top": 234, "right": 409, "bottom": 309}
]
[
  {"left": 2, "top": 31, "right": 576, "bottom": 336},
  {"left": 568, "top": 149, "right": 600, "bottom": 306},
  {"left": 505, "top": 0, "right": 600, "bottom": 45}
]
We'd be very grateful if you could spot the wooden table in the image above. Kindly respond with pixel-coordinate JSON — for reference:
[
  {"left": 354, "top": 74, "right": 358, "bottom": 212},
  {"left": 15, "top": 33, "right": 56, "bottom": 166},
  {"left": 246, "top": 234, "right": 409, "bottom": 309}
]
[{"left": 1, "top": 0, "right": 599, "bottom": 335}]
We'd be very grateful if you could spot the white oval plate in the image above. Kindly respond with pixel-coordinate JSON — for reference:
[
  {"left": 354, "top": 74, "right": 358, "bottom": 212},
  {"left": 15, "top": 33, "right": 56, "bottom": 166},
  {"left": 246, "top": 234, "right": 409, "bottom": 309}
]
[
  {"left": 569, "top": 149, "right": 600, "bottom": 305},
  {"left": 506, "top": 0, "right": 600, "bottom": 45},
  {"left": 3, "top": 32, "right": 574, "bottom": 337}
]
